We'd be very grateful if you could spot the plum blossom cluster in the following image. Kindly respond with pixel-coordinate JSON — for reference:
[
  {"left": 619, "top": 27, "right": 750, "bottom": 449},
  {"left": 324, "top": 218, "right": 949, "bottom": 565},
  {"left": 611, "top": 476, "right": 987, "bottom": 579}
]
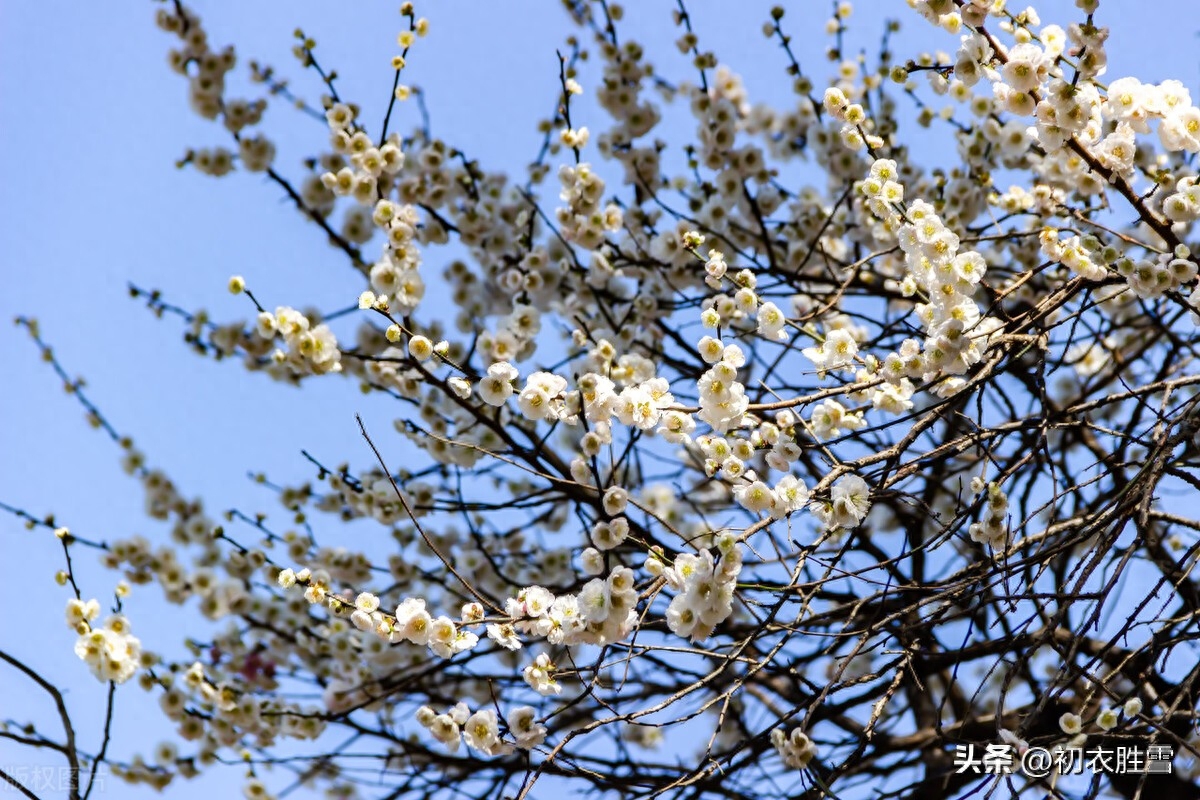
[
  {"left": 653, "top": 532, "right": 742, "bottom": 642},
  {"left": 557, "top": 162, "right": 624, "bottom": 249},
  {"left": 162, "top": 659, "right": 327, "bottom": 746},
  {"left": 863, "top": 159, "right": 998, "bottom": 393},
  {"left": 1041, "top": 229, "right": 1198, "bottom": 300},
  {"left": 1110, "top": 248, "right": 1197, "bottom": 301},
  {"left": 415, "top": 702, "right": 546, "bottom": 755},
  {"left": 695, "top": 337, "right": 750, "bottom": 434},
  {"left": 808, "top": 398, "right": 865, "bottom": 440},
  {"left": 968, "top": 479, "right": 1010, "bottom": 550},
  {"left": 1103, "top": 77, "right": 1200, "bottom": 155},
  {"left": 66, "top": 598, "right": 142, "bottom": 685},
  {"left": 574, "top": 566, "right": 640, "bottom": 644},
  {"left": 801, "top": 327, "right": 860, "bottom": 376},
  {"left": 252, "top": 306, "right": 342, "bottom": 377},
  {"left": 728, "top": 471, "right": 810, "bottom": 521},
  {"left": 517, "top": 371, "right": 572, "bottom": 423},
  {"left": 319, "top": 99, "right": 436, "bottom": 361},
  {"left": 822, "top": 85, "right": 885, "bottom": 152},
  {"left": 155, "top": 6, "right": 276, "bottom": 174},
  {"left": 496, "top": 584, "right": 591, "bottom": 650},
  {"left": 924, "top": 0, "right": 1200, "bottom": 209},
  {"left": 1056, "top": 696, "right": 1144, "bottom": 739},
  {"left": 280, "top": 557, "right": 642, "bottom": 681},
  {"left": 1164, "top": 177, "right": 1200, "bottom": 225},
  {"left": 365, "top": 200, "right": 427, "bottom": 313},
  {"left": 278, "top": 569, "right": 478, "bottom": 661}
]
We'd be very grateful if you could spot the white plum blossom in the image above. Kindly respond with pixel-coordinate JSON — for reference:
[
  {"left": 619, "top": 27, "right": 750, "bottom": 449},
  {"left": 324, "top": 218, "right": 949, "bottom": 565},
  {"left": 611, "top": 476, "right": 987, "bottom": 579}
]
[
  {"left": 507, "top": 706, "right": 548, "bottom": 749},
  {"left": 756, "top": 301, "right": 788, "bottom": 341},
  {"left": 69, "top": 602, "right": 141, "bottom": 685},
  {"left": 812, "top": 473, "right": 872, "bottom": 531},
  {"left": 463, "top": 708, "right": 507, "bottom": 756},
  {"left": 613, "top": 378, "right": 674, "bottom": 430},
  {"left": 663, "top": 534, "right": 742, "bottom": 642},
  {"left": 804, "top": 329, "right": 859, "bottom": 373},
  {"left": 772, "top": 475, "right": 810, "bottom": 517},
  {"left": 524, "top": 653, "right": 562, "bottom": 696},
  {"left": 771, "top": 725, "right": 819, "bottom": 769},
  {"left": 477, "top": 361, "right": 518, "bottom": 406}
]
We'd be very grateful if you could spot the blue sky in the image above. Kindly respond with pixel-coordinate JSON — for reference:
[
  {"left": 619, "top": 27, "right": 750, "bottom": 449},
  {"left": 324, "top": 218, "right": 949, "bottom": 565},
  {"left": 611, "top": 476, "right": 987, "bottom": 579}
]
[{"left": 3, "top": 1, "right": 1199, "bottom": 797}]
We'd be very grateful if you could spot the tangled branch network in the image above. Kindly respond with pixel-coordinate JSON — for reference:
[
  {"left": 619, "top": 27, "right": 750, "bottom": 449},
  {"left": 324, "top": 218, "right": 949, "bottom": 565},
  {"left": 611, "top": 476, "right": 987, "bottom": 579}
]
[{"left": 8, "top": 1, "right": 1200, "bottom": 798}]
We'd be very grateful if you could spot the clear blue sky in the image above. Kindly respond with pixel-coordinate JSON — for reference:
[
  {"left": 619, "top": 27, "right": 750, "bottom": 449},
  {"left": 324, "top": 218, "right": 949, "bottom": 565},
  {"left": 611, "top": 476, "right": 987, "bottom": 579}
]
[{"left": 2, "top": 2, "right": 1198, "bottom": 797}]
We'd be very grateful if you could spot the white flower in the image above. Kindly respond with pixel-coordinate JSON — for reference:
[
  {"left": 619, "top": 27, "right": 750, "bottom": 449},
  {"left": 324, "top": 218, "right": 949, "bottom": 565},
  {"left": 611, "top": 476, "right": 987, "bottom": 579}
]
[
  {"left": 428, "top": 616, "right": 457, "bottom": 658},
  {"left": 771, "top": 725, "right": 818, "bottom": 769},
  {"left": 523, "top": 653, "right": 562, "bottom": 695},
  {"left": 65, "top": 598, "right": 101, "bottom": 629},
  {"left": 452, "top": 628, "right": 478, "bottom": 654},
  {"left": 772, "top": 475, "right": 810, "bottom": 517},
  {"left": 734, "top": 480, "right": 776, "bottom": 514},
  {"left": 408, "top": 335, "right": 434, "bottom": 361},
  {"left": 1059, "top": 712, "right": 1083, "bottom": 735},
  {"left": 478, "top": 362, "right": 517, "bottom": 406},
  {"left": 517, "top": 372, "right": 567, "bottom": 421},
  {"left": 428, "top": 713, "right": 462, "bottom": 752},
  {"left": 704, "top": 250, "right": 727, "bottom": 282},
  {"left": 519, "top": 586, "right": 555, "bottom": 617},
  {"left": 756, "top": 301, "right": 788, "bottom": 341},
  {"left": 698, "top": 335, "right": 724, "bottom": 363},
  {"left": 614, "top": 385, "right": 662, "bottom": 430},
  {"left": 810, "top": 399, "right": 862, "bottom": 439},
  {"left": 602, "top": 486, "right": 629, "bottom": 515},
  {"left": 722, "top": 344, "right": 746, "bottom": 368},
  {"left": 517, "top": 385, "right": 551, "bottom": 420},
  {"left": 448, "top": 702, "right": 471, "bottom": 725},
  {"left": 590, "top": 517, "right": 629, "bottom": 550},
  {"left": 580, "top": 547, "right": 606, "bottom": 575},
  {"left": 658, "top": 410, "right": 696, "bottom": 443},
  {"left": 507, "top": 706, "right": 547, "bottom": 749},
  {"left": 325, "top": 102, "right": 355, "bottom": 130},
  {"left": 822, "top": 330, "right": 859, "bottom": 370},
  {"left": 460, "top": 602, "right": 484, "bottom": 623},
  {"left": 489, "top": 360, "right": 518, "bottom": 381},
  {"left": 486, "top": 623, "right": 522, "bottom": 651},
  {"left": 578, "top": 578, "right": 612, "bottom": 623},
  {"left": 254, "top": 311, "right": 277, "bottom": 339},
  {"left": 665, "top": 596, "right": 701, "bottom": 640},
  {"left": 823, "top": 86, "right": 847, "bottom": 115},
  {"left": 464, "top": 709, "right": 505, "bottom": 755},
  {"left": 827, "top": 473, "right": 871, "bottom": 529},
  {"left": 1001, "top": 43, "right": 1046, "bottom": 94},
  {"left": 242, "top": 779, "right": 271, "bottom": 800}
]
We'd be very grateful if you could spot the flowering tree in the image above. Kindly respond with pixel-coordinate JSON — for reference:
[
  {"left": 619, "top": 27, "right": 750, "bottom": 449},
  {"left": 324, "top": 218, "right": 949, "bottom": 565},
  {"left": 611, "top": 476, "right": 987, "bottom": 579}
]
[{"left": 8, "top": 0, "right": 1200, "bottom": 798}]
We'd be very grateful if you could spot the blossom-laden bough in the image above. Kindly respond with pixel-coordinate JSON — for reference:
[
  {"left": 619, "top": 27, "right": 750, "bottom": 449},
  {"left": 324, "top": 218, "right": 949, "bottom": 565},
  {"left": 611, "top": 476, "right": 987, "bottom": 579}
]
[{"left": 7, "top": 0, "right": 1200, "bottom": 798}]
